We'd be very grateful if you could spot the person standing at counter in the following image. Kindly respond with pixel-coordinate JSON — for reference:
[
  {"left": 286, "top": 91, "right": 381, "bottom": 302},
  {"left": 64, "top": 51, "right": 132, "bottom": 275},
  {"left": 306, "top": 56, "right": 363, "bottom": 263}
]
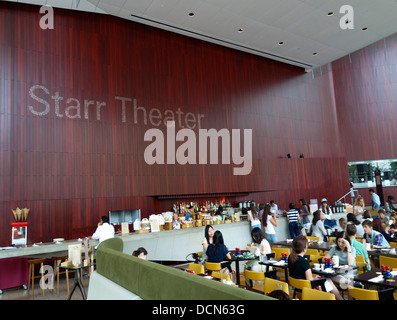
[
  {"left": 91, "top": 216, "right": 115, "bottom": 248},
  {"left": 369, "top": 189, "right": 381, "bottom": 210},
  {"left": 269, "top": 200, "right": 279, "bottom": 214},
  {"left": 261, "top": 203, "right": 277, "bottom": 243},
  {"left": 247, "top": 203, "right": 261, "bottom": 230},
  {"left": 299, "top": 199, "right": 311, "bottom": 236},
  {"left": 287, "top": 203, "right": 300, "bottom": 239}
]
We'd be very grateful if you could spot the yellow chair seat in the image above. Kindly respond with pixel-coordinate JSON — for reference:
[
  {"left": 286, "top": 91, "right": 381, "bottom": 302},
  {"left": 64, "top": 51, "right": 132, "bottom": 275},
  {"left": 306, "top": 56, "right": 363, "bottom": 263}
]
[
  {"left": 188, "top": 262, "right": 205, "bottom": 274},
  {"left": 244, "top": 269, "right": 265, "bottom": 290},
  {"left": 205, "top": 262, "right": 222, "bottom": 272},
  {"left": 271, "top": 247, "right": 291, "bottom": 259},
  {"left": 288, "top": 276, "right": 311, "bottom": 299},
  {"left": 306, "top": 236, "right": 321, "bottom": 242},
  {"left": 379, "top": 256, "right": 397, "bottom": 269},
  {"left": 348, "top": 287, "right": 379, "bottom": 300},
  {"left": 302, "top": 287, "right": 335, "bottom": 300},
  {"left": 264, "top": 277, "right": 289, "bottom": 295},
  {"left": 211, "top": 271, "right": 232, "bottom": 282}
]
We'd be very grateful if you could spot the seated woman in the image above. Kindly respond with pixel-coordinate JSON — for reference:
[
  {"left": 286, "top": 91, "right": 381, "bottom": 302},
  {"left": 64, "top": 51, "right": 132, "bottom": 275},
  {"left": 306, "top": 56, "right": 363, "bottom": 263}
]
[
  {"left": 288, "top": 235, "right": 343, "bottom": 300},
  {"left": 322, "top": 231, "right": 356, "bottom": 290},
  {"left": 201, "top": 225, "right": 215, "bottom": 263},
  {"left": 311, "top": 210, "right": 328, "bottom": 241},
  {"left": 323, "top": 231, "right": 356, "bottom": 267},
  {"left": 132, "top": 247, "right": 148, "bottom": 260},
  {"left": 206, "top": 230, "right": 232, "bottom": 272},
  {"left": 245, "top": 227, "right": 271, "bottom": 272}
]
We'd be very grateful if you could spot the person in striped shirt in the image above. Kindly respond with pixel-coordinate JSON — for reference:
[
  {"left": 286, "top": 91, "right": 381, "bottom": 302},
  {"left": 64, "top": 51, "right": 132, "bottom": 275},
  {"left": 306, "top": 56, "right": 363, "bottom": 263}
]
[{"left": 287, "top": 202, "right": 301, "bottom": 239}]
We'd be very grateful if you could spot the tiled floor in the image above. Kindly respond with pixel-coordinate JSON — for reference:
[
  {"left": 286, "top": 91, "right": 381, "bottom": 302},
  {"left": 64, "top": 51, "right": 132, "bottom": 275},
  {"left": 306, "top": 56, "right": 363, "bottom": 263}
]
[{"left": 0, "top": 273, "right": 90, "bottom": 300}]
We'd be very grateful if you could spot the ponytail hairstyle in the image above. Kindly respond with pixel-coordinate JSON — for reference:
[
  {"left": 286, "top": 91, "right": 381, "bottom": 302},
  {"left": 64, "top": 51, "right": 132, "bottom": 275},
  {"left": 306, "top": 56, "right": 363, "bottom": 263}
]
[
  {"left": 289, "top": 235, "right": 308, "bottom": 264},
  {"left": 250, "top": 203, "right": 258, "bottom": 220},
  {"left": 261, "top": 203, "right": 272, "bottom": 228},
  {"left": 312, "top": 210, "right": 322, "bottom": 226},
  {"left": 132, "top": 247, "right": 148, "bottom": 257}
]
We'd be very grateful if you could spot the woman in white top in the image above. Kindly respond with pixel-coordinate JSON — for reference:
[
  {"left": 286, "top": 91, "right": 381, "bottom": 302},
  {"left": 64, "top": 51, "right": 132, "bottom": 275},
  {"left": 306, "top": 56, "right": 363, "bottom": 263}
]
[
  {"left": 311, "top": 210, "right": 328, "bottom": 241},
  {"left": 353, "top": 195, "right": 365, "bottom": 222},
  {"left": 201, "top": 225, "right": 214, "bottom": 263},
  {"left": 261, "top": 203, "right": 277, "bottom": 243},
  {"left": 245, "top": 227, "right": 272, "bottom": 272},
  {"left": 247, "top": 203, "right": 261, "bottom": 230}
]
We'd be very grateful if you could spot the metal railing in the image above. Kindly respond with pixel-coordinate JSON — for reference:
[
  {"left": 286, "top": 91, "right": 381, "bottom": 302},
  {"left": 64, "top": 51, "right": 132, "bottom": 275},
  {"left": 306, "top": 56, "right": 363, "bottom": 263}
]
[{"left": 336, "top": 189, "right": 359, "bottom": 204}]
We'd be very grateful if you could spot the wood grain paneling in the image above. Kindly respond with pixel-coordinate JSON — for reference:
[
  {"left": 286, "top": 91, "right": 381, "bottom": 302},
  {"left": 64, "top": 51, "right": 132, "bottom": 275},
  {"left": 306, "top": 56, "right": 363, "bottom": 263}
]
[
  {"left": 0, "top": 2, "right": 351, "bottom": 245},
  {"left": 332, "top": 34, "right": 397, "bottom": 162}
]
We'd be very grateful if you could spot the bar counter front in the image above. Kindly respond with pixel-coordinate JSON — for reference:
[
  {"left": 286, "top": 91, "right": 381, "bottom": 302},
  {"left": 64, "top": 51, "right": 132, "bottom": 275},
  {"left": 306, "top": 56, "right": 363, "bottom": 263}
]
[{"left": 0, "top": 221, "right": 252, "bottom": 262}]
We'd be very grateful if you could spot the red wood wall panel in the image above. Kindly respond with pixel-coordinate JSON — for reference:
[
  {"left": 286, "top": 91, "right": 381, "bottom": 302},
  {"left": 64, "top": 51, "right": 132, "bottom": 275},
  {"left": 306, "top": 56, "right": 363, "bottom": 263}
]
[
  {"left": 332, "top": 34, "right": 397, "bottom": 162},
  {"left": 0, "top": 2, "right": 351, "bottom": 245}
]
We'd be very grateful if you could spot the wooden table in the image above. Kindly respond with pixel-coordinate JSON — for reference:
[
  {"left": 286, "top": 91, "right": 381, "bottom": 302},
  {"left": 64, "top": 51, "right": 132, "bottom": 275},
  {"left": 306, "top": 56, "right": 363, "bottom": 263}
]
[
  {"left": 225, "top": 250, "right": 256, "bottom": 287},
  {"left": 311, "top": 265, "right": 357, "bottom": 278},
  {"left": 273, "top": 240, "right": 334, "bottom": 252},
  {"left": 354, "top": 268, "right": 397, "bottom": 290}
]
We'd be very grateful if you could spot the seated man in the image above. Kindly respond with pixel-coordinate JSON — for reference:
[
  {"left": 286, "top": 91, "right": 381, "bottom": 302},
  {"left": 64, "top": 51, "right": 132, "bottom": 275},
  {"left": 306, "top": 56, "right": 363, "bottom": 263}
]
[{"left": 362, "top": 219, "right": 390, "bottom": 248}]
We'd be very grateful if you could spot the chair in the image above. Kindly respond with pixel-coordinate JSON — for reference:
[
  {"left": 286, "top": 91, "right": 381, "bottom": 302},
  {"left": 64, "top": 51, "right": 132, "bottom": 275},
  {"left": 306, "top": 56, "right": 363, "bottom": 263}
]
[
  {"left": 306, "top": 236, "right": 321, "bottom": 242},
  {"left": 309, "top": 255, "right": 323, "bottom": 267},
  {"left": 263, "top": 277, "right": 289, "bottom": 295},
  {"left": 328, "top": 236, "right": 336, "bottom": 243},
  {"left": 244, "top": 269, "right": 265, "bottom": 292},
  {"left": 188, "top": 262, "right": 205, "bottom": 274},
  {"left": 356, "top": 237, "right": 364, "bottom": 243},
  {"left": 379, "top": 256, "right": 397, "bottom": 269},
  {"left": 389, "top": 242, "right": 397, "bottom": 249},
  {"left": 306, "top": 249, "right": 319, "bottom": 256},
  {"left": 348, "top": 287, "right": 379, "bottom": 300},
  {"left": 302, "top": 287, "right": 335, "bottom": 300},
  {"left": 288, "top": 276, "right": 311, "bottom": 299},
  {"left": 205, "top": 262, "right": 222, "bottom": 272},
  {"left": 212, "top": 271, "right": 232, "bottom": 282},
  {"left": 355, "top": 255, "right": 367, "bottom": 274},
  {"left": 51, "top": 255, "right": 71, "bottom": 296},
  {"left": 27, "top": 258, "right": 47, "bottom": 299},
  {"left": 271, "top": 247, "right": 290, "bottom": 259}
]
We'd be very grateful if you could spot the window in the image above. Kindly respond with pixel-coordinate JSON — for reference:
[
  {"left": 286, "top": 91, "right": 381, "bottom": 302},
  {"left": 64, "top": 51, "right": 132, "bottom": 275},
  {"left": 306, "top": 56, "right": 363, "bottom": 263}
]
[{"left": 348, "top": 159, "right": 397, "bottom": 188}]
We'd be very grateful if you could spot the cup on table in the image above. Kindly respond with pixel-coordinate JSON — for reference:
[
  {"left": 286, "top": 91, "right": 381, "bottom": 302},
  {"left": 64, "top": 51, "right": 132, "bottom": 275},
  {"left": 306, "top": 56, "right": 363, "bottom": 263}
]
[
  {"left": 313, "top": 263, "right": 320, "bottom": 270},
  {"left": 366, "top": 243, "right": 371, "bottom": 251},
  {"left": 332, "top": 256, "right": 339, "bottom": 267}
]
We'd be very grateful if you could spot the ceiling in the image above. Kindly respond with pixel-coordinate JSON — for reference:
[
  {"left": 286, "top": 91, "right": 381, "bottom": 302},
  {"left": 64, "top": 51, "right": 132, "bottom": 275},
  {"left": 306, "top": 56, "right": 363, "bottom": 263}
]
[{"left": 4, "top": 0, "right": 397, "bottom": 69}]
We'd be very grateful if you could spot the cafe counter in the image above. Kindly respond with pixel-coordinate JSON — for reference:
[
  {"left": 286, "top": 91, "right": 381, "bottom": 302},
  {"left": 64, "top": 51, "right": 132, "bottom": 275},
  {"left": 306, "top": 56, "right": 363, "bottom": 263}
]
[{"left": 0, "top": 212, "right": 349, "bottom": 261}]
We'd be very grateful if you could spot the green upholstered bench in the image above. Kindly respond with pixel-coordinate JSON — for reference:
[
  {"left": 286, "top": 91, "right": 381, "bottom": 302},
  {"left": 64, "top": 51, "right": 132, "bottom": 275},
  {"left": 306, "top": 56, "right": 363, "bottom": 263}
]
[{"left": 95, "top": 238, "right": 274, "bottom": 300}]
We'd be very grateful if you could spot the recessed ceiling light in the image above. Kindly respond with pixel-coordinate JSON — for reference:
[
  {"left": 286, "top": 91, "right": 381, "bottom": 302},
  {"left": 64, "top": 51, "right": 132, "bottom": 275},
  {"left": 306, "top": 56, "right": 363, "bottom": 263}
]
[
  {"left": 238, "top": 28, "right": 244, "bottom": 33},
  {"left": 362, "top": 27, "right": 368, "bottom": 31},
  {"left": 313, "top": 52, "right": 318, "bottom": 56},
  {"left": 278, "top": 41, "right": 284, "bottom": 45},
  {"left": 188, "top": 12, "right": 195, "bottom": 17},
  {"left": 327, "top": 12, "right": 334, "bottom": 16}
]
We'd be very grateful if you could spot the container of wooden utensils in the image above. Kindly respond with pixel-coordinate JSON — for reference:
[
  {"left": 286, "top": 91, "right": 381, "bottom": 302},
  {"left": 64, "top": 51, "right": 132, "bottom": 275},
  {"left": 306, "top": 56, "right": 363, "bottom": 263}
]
[{"left": 12, "top": 207, "right": 30, "bottom": 222}]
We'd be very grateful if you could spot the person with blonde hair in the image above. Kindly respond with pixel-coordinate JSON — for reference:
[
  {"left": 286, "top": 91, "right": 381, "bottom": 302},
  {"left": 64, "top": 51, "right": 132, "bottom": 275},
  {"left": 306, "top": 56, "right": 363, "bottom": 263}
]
[{"left": 353, "top": 195, "right": 365, "bottom": 222}]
